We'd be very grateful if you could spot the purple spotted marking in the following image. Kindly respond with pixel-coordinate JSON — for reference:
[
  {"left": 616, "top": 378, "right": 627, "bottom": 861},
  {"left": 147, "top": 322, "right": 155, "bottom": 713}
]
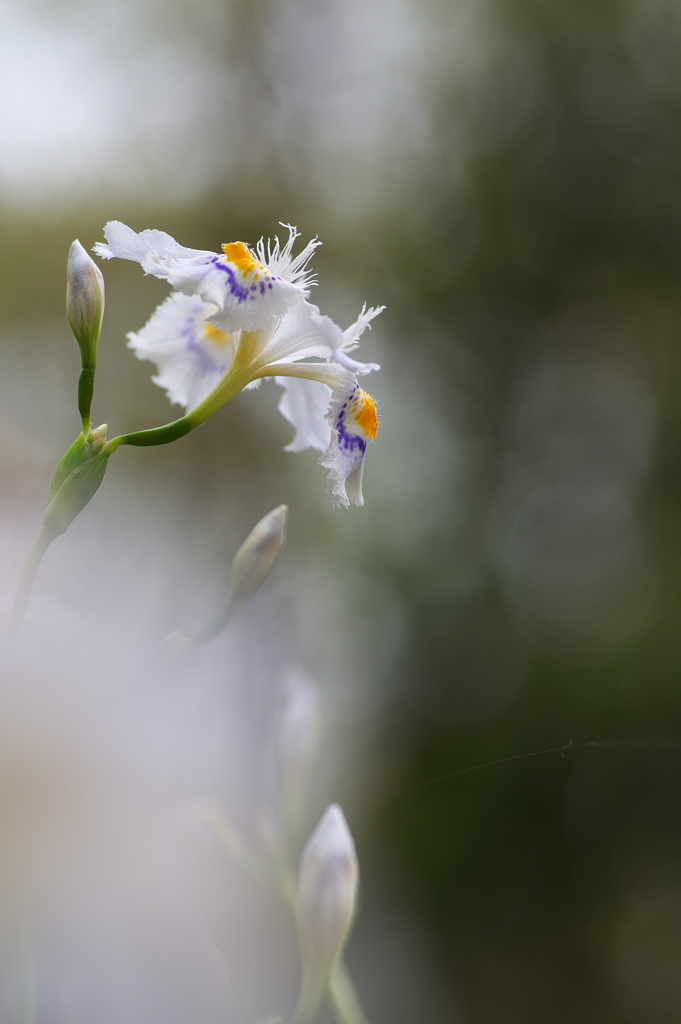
[
  {"left": 210, "top": 256, "right": 250, "bottom": 304},
  {"left": 337, "top": 421, "right": 367, "bottom": 453},
  {"left": 184, "top": 315, "right": 230, "bottom": 379},
  {"left": 334, "top": 384, "right": 366, "bottom": 452}
]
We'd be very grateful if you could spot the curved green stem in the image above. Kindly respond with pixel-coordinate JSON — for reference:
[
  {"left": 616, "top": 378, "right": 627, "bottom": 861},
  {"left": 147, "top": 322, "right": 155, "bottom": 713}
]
[
  {"left": 8, "top": 525, "right": 58, "bottom": 637},
  {"left": 104, "top": 414, "right": 194, "bottom": 452},
  {"left": 289, "top": 963, "right": 326, "bottom": 1024},
  {"left": 168, "top": 595, "right": 241, "bottom": 652},
  {"left": 328, "top": 960, "right": 370, "bottom": 1024}
]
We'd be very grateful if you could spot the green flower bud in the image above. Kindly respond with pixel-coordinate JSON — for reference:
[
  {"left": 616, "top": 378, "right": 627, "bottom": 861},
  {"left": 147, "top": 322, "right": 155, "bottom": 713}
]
[
  {"left": 163, "top": 505, "right": 288, "bottom": 651},
  {"left": 43, "top": 450, "right": 109, "bottom": 539},
  {"left": 66, "top": 240, "right": 104, "bottom": 369},
  {"left": 48, "top": 425, "right": 109, "bottom": 503},
  {"left": 48, "top": 433, "right": 88, "bottom": 503}
]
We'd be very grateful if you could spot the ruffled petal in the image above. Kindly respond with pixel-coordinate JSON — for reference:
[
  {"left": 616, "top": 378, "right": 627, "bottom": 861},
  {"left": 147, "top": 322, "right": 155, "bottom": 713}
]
[
  {"left": 309, "top": 307, "right": 381, "bottom": 376},
  {"left": 318, "top": 381, "right": 379, "bottom": 508},
  {"left": 255, "top": 224, "right": 321, "bottom": 293},
  {"left": 94, "top": 222, "right": 307, "bottom": 333},
  {"left": 127, "top": 292, "right": 233, "bottom": 410},
  {"left": 166, "top": 254, "right": 303, "bottom": 333},
  {"left": 258, "top": 302, "right": 331, "bottom": 367},
  {"left": 342, "top": 303, "right": 386, "bottom": 349},
  {"left": 94, "top": 221, "right": 209, "bottom": 263}
]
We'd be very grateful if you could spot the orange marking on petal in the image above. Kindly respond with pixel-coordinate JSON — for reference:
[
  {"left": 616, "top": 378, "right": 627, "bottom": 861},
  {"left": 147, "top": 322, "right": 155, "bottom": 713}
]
[
  {"left": 222, "top": 241, "right": 266, "bottom": 276},
  {"left": 354, "top": 390, "right": 378, "bottom": 439},
  {"left": 202, "top": 323, "right": 231, "bottom": 349}
]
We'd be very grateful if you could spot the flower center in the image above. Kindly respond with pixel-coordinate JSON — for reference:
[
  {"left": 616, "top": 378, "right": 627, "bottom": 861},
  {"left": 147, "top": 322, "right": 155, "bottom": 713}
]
[
  {"left": 222, "top": 241, "right": 267, "bottom": 277},
  {"left": 352, "top": 390, "right": 378, "bottom": 439}
]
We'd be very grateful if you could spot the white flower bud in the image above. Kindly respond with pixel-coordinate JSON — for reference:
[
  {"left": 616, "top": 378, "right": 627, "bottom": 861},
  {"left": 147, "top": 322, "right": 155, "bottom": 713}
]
[
  {"left": 66, "top": 239, "right": 104, "bottom": 367},
  {"left": 297, "top": 804, "right": 359, "bottom": 973},
  {"left": 230, "top": 504, "right": 288, "bottom": 604}
]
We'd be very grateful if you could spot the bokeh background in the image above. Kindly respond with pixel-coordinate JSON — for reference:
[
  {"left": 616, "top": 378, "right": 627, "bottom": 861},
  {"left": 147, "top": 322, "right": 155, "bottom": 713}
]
[{"left": 1, "top": 0, "right": 681, "bottom": 1021}]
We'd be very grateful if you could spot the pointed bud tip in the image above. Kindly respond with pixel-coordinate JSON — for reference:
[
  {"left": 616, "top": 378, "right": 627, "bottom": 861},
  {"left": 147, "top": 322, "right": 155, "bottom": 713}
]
[
  {"left": 306, "top": 804, "right": 356, "bottom": 860},
  {"left": 268, "top": 503, "right": 289, "bottom": 528},
  {"left": 67, "top": 238, "right": 105, "bottom": 364},
  {"left": 229, "top": 504, "right": 289, "bottom": 602}
]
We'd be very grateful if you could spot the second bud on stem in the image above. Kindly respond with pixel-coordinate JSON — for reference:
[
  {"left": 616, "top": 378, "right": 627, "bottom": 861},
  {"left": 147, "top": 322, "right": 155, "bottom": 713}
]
[{"left": 66, "top": 239, "right": 104, "bottom": 433}]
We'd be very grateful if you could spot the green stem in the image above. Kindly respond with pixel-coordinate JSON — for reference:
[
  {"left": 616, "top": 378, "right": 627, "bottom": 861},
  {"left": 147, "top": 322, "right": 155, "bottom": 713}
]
[
  {"left": 78, "top": 365, "right": 95, "bottom": 435},
  {"left": 184, "top": 594, "right": 241, "bottom": 649},
  {"left": 185, "top": 360, "right": 251, "bottom": 428},
  {"left": 289, "top": 963, "right": 326, "bottom": 1024},
  {"left": 276, "top": 867, "right": 370, "bottom": 1024},
  {"left": 8, "top": 525, "right": 57, "bottom": 637},
  {"left": 104, "top": 414, "right": 194, "bottom": 452},
  {"left": 328, "top": 960, "right": 370, "bottom": 1024}
]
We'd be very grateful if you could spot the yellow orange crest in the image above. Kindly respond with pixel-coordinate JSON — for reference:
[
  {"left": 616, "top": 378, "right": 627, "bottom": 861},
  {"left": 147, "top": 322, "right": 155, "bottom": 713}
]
[
  {"left": 353, "top": 390, "right": 378, "bottom": 439},
  {"left": 222, "top": 241, "right": 266, "bottom": 276},
  {"left": 202, "top": 323, "right": 231, "bottom": 349}
]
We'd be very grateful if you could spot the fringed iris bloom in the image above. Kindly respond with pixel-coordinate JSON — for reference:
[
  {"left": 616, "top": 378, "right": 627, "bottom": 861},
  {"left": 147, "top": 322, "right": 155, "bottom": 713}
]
[{"left": 95, "top": 222, "right": 383, "bottom": 506}]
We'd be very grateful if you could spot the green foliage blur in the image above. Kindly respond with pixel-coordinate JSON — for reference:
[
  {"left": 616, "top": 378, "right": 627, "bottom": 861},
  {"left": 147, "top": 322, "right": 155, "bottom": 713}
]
[{"left": 2, "top": 0, "right": 681, "bottom": 1021}]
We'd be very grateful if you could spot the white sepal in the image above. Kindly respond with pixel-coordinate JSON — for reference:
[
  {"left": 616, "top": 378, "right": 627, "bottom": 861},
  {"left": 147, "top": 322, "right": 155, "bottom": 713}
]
[
  {"left": 309, "top": 305, "right": 382, "bottom": 376},
  {"left": 276, "top": 377, "right": 332, "bottom": 453}
]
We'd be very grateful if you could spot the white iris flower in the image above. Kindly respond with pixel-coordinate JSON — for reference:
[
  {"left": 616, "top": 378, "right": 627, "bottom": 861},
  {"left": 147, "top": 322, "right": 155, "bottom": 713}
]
[{"left": 95, "top": 222, "right": 382, "bottom": 506}]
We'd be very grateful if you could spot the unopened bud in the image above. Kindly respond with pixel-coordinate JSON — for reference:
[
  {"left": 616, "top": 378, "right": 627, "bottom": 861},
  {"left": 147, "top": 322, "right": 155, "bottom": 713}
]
[
  {"left": 47, "top": 424, "right": 108, "bottom": 503},
  {"left": 297, "top": 804, "right": 359, "bottom": 973},
  {"left": 43, "top": 450, "right": 110, "bottom": 538},
  {"left": 66, "top": 239, "right": 104, "bottom": 368},
  {"left": 164, "top": 505, "right": 289, "bottom": 651},
  {"left": 89, "top": 423, "right": 108, "bottom": 453},
  {"left": 230, "top": 504, "right": 288, "bottom": 604}
]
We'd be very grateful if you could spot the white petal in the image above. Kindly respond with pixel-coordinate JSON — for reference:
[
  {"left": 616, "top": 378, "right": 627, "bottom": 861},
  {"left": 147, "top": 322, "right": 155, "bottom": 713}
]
[
  {"left": 255, "top": 224, "right": 321, "bottom": 292},
  {"left": 275, "top": 377, "right": 332, "bottom": 453},
  {"left": 318, "top": 379, "right": 378, "bottom": 508},
  {"left": 94, "top": 221, "right": 209, "bottom": 262},
  {"left": 342, "top": 303, "right": 386, "bottom": 349},
  {"left": 259, "top": 302, "right": 331, "bottom": 366},
  {"left": 95, "top": 222, "right": 306, "bottom": 333},
  {"left": 267, "top": 361, "right": 351, "bottom": 389},
  {"left": 331, "top": 348, "right": 382, "bottom": 375},
  {"left": 141, "top": 254, "right": 305, "bottom": 333},
  {"left": 310, "top": 308, "right": 381, "bottom": 376},
  {"left": 319, "top": 441, "right": 366, "bottom": 508},
  {"left": 127, "top": 292, "right": 232, "bottom": 410}
]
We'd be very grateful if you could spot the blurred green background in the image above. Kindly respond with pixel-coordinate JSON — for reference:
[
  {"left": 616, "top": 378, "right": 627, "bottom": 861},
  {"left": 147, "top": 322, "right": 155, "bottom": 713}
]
[{"left": 2, "top": 0, "right": 681, "bottom": 1021}]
